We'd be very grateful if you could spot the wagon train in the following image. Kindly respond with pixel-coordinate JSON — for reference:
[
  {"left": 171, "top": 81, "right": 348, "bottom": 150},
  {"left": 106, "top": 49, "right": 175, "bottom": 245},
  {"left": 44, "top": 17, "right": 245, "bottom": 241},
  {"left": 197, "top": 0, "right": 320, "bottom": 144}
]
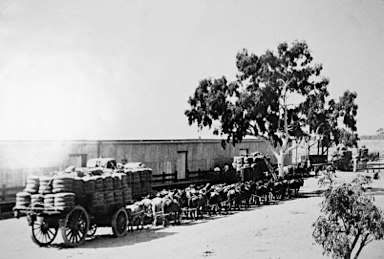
[
  {"left": 13, "top": 167, "right": 152, "bottom": 247},
  {"left": 12, "top": 159, "right": 307, "bottom": 248}
]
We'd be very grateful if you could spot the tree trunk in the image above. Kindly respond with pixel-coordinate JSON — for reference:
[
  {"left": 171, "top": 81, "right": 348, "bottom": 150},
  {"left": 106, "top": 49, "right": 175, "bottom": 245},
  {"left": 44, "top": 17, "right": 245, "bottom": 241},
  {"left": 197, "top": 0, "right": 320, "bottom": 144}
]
[
  {"left": 278, "top": 152, "right": 285, "bottom": 178},
  {"left": 353, "top": 238, "right": 368, "bottom": 259}
]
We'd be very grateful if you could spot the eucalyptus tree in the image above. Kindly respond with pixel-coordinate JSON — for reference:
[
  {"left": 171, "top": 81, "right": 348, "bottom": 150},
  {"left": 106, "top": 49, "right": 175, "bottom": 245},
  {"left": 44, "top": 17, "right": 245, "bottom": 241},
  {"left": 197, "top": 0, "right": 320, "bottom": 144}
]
[
  {"left": 185, "top": 41, "right": 358, "bottom": 177},
  {"left": 313, "top": 175, "right": 384, "bottom": 259},
  {"left": 309, "top": 90, "right": 359, "bottom": 155}
]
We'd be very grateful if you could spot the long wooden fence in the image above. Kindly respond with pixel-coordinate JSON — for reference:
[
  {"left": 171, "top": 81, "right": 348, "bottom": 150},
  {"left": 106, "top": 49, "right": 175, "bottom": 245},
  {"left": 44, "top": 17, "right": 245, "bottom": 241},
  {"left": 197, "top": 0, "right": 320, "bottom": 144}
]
[
  {"left": 0, "top": 185, "right": 23, "bottom": 219},
  {"left": 1, "top": 185, "right": 23, "bottom": 202},
  {"left": 151, "top": 169, "right": 239, "bottom": 190},
  {"left": 151, "top": 169, "right": 213, "bottom": 187}
]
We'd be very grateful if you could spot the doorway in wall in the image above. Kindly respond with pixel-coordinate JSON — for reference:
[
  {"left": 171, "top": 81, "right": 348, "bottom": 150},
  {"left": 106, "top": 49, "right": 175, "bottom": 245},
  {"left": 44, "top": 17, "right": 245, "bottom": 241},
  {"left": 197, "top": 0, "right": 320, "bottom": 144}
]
[
  {"left": 176, "top": 151, "right": 188, "bottom": 180},
  {"left": 68, "top": 154, "right": 87, "bottom": 168},
  {"left": 239, "top": 149, "right": 249, "bottom": 156}
]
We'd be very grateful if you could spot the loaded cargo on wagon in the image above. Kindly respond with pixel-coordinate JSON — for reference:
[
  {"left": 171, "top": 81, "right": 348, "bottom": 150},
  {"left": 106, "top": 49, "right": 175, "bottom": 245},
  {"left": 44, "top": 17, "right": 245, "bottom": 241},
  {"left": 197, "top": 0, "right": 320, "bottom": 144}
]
[{"left": 12, "top": 158, "right": 153, "bottom": 247}]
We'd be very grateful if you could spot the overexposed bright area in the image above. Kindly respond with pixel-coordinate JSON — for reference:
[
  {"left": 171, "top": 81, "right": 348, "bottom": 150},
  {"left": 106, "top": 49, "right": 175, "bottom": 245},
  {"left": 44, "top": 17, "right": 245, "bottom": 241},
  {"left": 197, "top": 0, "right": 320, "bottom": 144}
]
[{"left": 0, "top": 0, "right": 383, "bottom": 140}]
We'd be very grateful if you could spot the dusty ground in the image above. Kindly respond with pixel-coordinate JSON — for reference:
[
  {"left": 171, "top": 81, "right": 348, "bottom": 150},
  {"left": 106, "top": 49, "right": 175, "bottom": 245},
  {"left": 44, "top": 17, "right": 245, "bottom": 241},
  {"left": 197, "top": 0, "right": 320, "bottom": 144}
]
[{"left": 1, "top": 171, "right": 383, "bottom": 259}]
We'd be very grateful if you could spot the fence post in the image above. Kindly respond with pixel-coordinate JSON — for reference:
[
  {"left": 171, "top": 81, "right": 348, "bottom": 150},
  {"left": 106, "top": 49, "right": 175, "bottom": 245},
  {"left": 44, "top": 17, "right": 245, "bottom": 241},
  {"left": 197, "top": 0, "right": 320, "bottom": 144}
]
[
  {"left": 1, "top": 184, "right": 5, "bottom": 201},
  {"left": 174, "top": 171, "right": 178, "bottom": 182},
  {"left": 162, "top": 172, "right": 166, "bottom": 184}
]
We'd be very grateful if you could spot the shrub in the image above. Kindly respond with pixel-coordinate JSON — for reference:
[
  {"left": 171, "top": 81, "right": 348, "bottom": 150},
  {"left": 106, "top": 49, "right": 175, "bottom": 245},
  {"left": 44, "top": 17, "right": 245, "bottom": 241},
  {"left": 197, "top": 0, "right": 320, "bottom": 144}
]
[{"left": 313, "top": 176, "right": 384, "bottom": 259}]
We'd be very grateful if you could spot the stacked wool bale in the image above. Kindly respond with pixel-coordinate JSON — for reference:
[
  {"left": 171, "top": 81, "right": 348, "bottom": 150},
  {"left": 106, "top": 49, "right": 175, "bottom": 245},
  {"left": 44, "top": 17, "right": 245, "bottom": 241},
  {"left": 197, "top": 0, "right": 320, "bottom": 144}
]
[
  {"left": 82, "top": 177, "right": 96, "bottom": 194},
  {"left": 114, "top": 189, "right": 124, "bottom": 206},
  {"left": 232, "top": 155, "right": 261, "bottom": 171},
  {"left": 119, "top": 173, "right": 128, "bottom": 189},
  {"left": 15, "top": 169, "right": 136, "bottom": 213},
  {"left": 114, "top": 173, "right": 132, "bottom": 205},
  {"left": 243, "top": 156, "right": 253, "bottom": 168},
  {"left": 51, "top": 176, "right": 76, "bottom": 211},
  {"left": 15, "top": 175, "right": 40, "bottom": 208},
  {"left": 82, "top": 176, "right": 103, "bottom": 213},
  {"left": 73, "top": 177, "right": 84, "bottom": 201},
  {"left": 139, "top": 169, "right": 146, "bottom": 195},
  {"left": 52, "top": 176, "right": 74, "bottom": 193},
  {"left": 102, "top": 175, "right": 113, "bottom": 191},
  {"left": 123, "top": 167, "right": 152, "bottom": 200},
  {"left": 119, "top": 173, "right": 133, "bottom": 204},
  {"left": 44, "top": 194, "right": 55, "bottom": 208},
  {"left": 103, "top": 174, "right": 114, "bottom": 209},
  {"left": 104, "top": 190, "right": 114, "bottom": 208},
  {"left": 232, "top": 156, "right": 244, "bottom": 171},
  {"left": 112, "top": 174, "right": 123, "bottom": 206},
  {"left": 132, "top": 170, "right": 142, "bottom": 200},
  {"left": 16, "top": 175, "right": 83, "bottom": 210},
  {"left": 15, "top": 174, "right": 82, "bottom": 211},
  {"left": 54, "top": 193, "right": 75, "bottom": 211},
  {"left": 24, "top": 175, "right": 40, "bottom": 194},
  {"left": 79, "top": 173, "right": 132, "bottom": 212},
  {"left": 15, "top": 192, "right": 31, "bottom": 209},
  {"left": 16, "top": 175, "right": 42, "bottom": 209},
  {"left": 147, "top": 169, "right": 152, "bottom": 194},
  {"left": 112, "top": 174, "right": 122, "bottom": 190},
  {"left": 140, "top": 169, "right": 152, "bottom": 197},
  {"left": 31, "top": 194, "right": 44, "bottom": 208},
  {"left": 88, "top": 192, "right": 104, "bottom": 213},
  {"left": 125, "top": 170, "right": 133, "bottom": 189},
  {"left": 39, "top": 176, "right": 53, "bottom": 194},
  {"left": 95, "top": 176, "right": 104, "bottom": 192}
]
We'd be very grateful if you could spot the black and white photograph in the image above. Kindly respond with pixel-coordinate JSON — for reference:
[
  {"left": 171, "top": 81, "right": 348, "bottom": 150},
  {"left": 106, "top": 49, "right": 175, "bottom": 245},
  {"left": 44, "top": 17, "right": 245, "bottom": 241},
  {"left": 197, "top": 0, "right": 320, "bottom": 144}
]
[{"left": 0, "top": 1, "right": 384, "bottom": 258}]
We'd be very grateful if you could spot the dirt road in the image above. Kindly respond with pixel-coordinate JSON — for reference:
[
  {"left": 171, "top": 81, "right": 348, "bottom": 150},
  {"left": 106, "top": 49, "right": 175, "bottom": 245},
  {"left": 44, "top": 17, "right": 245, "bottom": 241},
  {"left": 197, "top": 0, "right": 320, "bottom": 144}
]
[{"left": 1, "top": 171, "right": 383, "bottom": 259}]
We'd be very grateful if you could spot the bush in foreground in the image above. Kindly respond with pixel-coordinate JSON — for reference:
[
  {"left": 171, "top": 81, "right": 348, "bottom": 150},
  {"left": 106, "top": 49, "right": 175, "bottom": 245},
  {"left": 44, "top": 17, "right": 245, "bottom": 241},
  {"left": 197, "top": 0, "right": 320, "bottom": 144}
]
[{"left": 313, "top": 175, "right": 384, "bottom": 259}]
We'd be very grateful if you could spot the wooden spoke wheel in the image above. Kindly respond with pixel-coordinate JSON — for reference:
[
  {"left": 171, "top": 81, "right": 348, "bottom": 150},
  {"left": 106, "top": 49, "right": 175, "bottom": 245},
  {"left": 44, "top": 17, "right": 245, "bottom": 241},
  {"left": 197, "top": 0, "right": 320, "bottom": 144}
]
[
  {"left": 87, "top": 224, "right": 97, "bottom": 237},
  {"left": 30, "top": 217, "right": 58, "bottom": 247},
  {"left": 112, "top": 207, "right": 128, "bottom": 237},
  {"left": 61, "top": 206, "right": 89, "bottom": 247}
]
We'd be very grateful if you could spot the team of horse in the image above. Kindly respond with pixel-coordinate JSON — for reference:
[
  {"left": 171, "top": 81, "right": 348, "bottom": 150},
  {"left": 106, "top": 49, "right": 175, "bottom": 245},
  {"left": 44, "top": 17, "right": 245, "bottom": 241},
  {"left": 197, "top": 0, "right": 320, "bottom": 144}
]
[{"left": 124, "top": 167, "right": 306, "bottom": 229}]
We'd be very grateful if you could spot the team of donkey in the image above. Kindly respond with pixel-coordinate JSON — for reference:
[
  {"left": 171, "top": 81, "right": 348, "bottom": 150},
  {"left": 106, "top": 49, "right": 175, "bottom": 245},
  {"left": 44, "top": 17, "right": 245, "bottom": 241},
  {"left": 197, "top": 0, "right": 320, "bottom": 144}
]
[{"left": 125, "top": 167, "right": 306, "bottom": 229}]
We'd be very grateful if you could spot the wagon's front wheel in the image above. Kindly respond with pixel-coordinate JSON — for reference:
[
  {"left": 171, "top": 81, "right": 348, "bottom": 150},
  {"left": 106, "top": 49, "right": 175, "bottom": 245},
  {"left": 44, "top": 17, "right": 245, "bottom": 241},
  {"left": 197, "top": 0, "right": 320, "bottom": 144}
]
[
  {"left": 87, "top": 224, "right": 97, "bottom": 237},
  {"left": 61, "top": 206, "right": 89, "bottom": 247},
  {"left": 112, "top": 207, "right": 128, "bottom": 237},
  {"left": 30, "top": 217, "right": 58, "bottom": 246}
]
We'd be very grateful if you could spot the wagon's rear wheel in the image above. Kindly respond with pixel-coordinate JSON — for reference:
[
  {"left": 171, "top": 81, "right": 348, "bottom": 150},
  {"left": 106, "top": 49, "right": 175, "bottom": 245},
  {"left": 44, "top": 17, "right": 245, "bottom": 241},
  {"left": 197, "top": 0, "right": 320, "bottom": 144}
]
[
  {"left": 61, "top": 206, "right": 89, "bottom": 247},
  {"left": 30, "top": 217, "right": 58, "bottom": 246},
  {"left": 112, "top": 207, "right": 128, "bottom": 237}
]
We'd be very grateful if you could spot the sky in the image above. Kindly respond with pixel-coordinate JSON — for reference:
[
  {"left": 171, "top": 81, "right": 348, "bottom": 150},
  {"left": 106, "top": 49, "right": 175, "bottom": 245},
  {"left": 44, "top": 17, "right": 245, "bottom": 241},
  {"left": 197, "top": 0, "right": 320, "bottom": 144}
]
[{"left": 0, "top": 0, "right": 383, "bottom": 140}]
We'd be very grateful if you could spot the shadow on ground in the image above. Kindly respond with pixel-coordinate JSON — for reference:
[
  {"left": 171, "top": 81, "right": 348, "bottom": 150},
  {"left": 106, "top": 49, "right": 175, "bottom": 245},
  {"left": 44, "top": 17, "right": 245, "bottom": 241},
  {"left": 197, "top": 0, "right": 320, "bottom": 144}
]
[
  {"left": 50, "top": 229, "right": 177, "bottom": 249},
  {"left": 48, "top": 191, "right": 320, "bottom": 249}
]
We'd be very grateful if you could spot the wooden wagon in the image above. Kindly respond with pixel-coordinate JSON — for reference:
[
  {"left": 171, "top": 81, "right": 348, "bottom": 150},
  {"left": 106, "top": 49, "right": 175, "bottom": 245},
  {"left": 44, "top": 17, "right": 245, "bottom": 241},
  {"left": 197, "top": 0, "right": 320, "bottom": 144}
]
[{"left": 13, "top": 195, "right": 129, "bottom": 247}]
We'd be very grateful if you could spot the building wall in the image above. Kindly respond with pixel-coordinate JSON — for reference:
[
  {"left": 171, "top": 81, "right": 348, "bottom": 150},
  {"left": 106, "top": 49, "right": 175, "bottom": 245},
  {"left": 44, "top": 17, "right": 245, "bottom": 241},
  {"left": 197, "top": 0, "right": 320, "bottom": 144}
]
[
  {"left": 0, "top": 140, "right": 99, "bottom": 187},
  {"left": 0, "top": 139, "right": 292, "bottom": 187}
]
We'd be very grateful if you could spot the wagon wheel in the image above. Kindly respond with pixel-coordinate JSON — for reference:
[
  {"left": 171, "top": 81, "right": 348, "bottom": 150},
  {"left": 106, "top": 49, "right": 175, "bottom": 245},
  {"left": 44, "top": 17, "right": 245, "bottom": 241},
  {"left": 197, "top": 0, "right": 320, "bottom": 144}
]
[
  {"left": 111, "top": 207, "right": 128, "bottom": 237},
  {"left": 30, "top": 217, "right": 58, "bottom": 246},
  {"left": 87, "top": 224, "right": 97, "bottom": 237},
  {"left": 61, "top": 206, "right": 89, "bottom": 247}
]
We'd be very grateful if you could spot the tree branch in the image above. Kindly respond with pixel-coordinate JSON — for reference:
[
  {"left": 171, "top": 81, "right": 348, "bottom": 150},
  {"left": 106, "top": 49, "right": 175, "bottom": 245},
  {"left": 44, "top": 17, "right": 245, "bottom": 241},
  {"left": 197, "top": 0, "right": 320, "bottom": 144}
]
[
  {"left": 285, "top": 142, "right": 300, "bottom": 154},
  {"left": 283, "top": 82, "right": 289, "bottom": 137},
  {"left": 353, "top": 234, "right": 370, "bottom": 259},
  {"left": 350, "top": 230, "right": 361, "bottom": 254},
  {"left": 259, "top": 136, "right": 279, "bottom": 159}
]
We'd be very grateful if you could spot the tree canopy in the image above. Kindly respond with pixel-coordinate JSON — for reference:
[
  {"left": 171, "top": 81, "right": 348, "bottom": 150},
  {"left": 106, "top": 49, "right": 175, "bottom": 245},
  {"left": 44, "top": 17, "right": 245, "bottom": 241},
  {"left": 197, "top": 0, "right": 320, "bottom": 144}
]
[{"left": 185, "top": 41, "right": 358, "bottom": 175}]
